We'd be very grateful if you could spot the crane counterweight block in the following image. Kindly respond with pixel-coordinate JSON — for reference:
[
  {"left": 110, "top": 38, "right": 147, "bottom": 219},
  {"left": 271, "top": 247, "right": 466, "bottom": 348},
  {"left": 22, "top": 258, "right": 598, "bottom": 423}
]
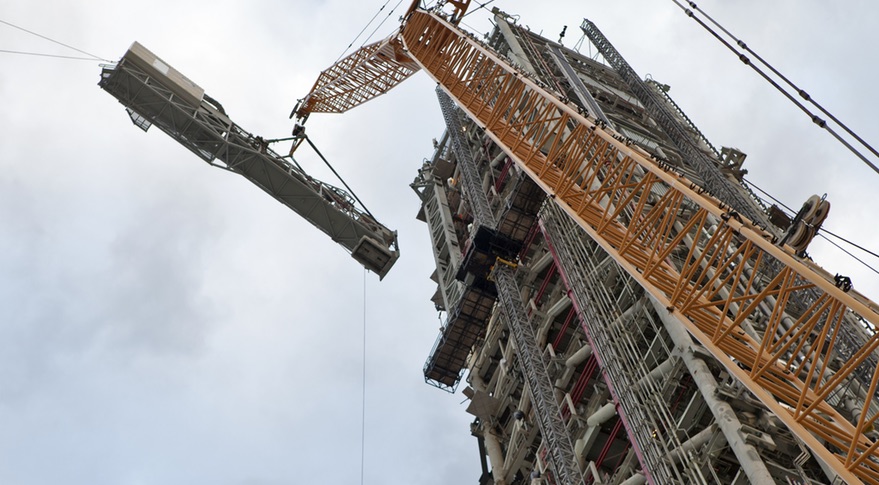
[{"left": 99, "top": 41, "right": 399, "bottom": 278}]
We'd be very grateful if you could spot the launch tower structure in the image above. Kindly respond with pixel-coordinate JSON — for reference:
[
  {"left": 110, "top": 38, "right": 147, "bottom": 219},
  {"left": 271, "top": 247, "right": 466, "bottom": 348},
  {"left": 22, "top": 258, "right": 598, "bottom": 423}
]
[{"left": 413, "top": 11, "right": 872, "bottom": 484}]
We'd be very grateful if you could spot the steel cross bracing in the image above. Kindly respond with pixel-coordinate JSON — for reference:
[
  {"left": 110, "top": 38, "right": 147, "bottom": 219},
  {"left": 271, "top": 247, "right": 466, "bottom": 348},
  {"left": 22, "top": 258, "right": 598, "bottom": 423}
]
[
  {"left": 436, "top": 88, "right": 498, "bottom": 229},
  {"left": 583, "top": 14, "right": 879, "bottom": 431},
  {"left": 295, "top": 35, "right": 421, "bottom": 118},
  {"left": 541, "top": 203, "right": 710, "bottom": 484},
  {"left": 400, "top": 10, "right": 879, "bottom": 483},
  {"left": 99, "top": 54, "right": 399, "bottom": 277},
  {"left": 491, "top": 263, "right": 586, "bottom": 485},
  {"left": 441, "top": 79, "right": 583, "bottom": 482},
  {"left": 580, "top": 20, "right": 771, "bottom": 230},
  {"left": 583, "top": 15, "right": 879, "bottom": 432}
]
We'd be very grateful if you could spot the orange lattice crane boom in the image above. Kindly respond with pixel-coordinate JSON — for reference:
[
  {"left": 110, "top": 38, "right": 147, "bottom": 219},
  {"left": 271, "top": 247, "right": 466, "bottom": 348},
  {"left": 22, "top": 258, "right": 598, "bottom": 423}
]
[
  {"left": 291, "top": 0, "right": 471, "bottom": 123},
  {"left": 292, "top": 35, "right": 420, "bottom": 121}
]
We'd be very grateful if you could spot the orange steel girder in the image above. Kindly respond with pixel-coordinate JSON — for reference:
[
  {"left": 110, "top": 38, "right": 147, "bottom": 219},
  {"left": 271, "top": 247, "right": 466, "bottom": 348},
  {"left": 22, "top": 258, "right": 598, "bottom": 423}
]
[
  {"left": 401, "top": 10, "right": 879, "bottom": 484},
  {"left": 296, "top": 34, "right": 420, "bottom": 118}
]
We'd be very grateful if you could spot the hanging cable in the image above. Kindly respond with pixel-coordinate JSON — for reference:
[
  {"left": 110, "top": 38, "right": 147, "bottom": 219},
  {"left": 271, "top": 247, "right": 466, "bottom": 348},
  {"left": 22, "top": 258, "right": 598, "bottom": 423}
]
[
  {"left": 819, "top": 228, "right": 879, "bottom": 262},
  {"left": 816, "top": 233, "right": 879, "bottom": 278},
  {"left": 682, "top": 2, "right": 879, "bottom": 164},
  {"left": 462, "top": 0, "right": 497, "bottom": 19},
  {"left": 303, "top": 136, "right": 376, "bottom": 220},
  {"left": 742, "top": 178, "right": 794, "bottom": 213},
  {"left": 668, "top": 1, "right": 879, "bottom": 177},
  {"left": 0, "top": 18, "right": 109, "bottom": 62},
  {"left": 360, "top": 0, "right": 405, "bottom": 47},
  {"left": 0, "top": 49, "right": 99, "bottom": 61},
  {"left": 745, "top": 177, "right": 879, "bottom": 263},
  {"left": 332, "top": 0, "right": 394, "bottom": 64},
  {"left": 360, "top": 268, "right": 368, "bottom": 485}
]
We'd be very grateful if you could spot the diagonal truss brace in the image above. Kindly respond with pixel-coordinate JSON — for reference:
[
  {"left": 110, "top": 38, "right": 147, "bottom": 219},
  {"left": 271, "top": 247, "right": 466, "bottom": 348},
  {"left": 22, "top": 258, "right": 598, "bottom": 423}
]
[
  {"left": 491, "top": 262, "right": 586, "bottom": 485},
  {"left": 296, "top": 34, "right": 421, "bottom": 119}
]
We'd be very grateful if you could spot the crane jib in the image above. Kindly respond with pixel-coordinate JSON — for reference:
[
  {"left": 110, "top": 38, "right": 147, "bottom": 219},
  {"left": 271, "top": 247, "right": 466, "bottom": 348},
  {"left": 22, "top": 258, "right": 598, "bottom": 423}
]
[{"left": 99, "top": 42, "right": 399, "bottom": 279}]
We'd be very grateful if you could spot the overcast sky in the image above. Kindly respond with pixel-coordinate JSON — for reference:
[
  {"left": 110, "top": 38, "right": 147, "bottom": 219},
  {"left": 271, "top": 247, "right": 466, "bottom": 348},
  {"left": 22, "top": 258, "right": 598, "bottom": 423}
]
[{"left": 1, "top": 1, "right": 878, "bottom": 484}]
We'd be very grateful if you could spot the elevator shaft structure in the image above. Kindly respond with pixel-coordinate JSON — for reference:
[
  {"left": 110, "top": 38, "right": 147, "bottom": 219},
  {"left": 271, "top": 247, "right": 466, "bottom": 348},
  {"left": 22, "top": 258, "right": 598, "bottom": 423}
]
[{"left": 99, "top": 42, "right": 399, "bottom": 278}]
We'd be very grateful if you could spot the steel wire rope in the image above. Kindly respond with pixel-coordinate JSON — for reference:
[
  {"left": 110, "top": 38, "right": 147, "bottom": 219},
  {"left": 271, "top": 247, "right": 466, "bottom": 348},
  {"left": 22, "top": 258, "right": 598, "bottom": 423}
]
[
  {"left": 360, "top": 268, "right": 368, "bottom": 485},
  {"left": 360, "top": 0, "right": 405, "bottom": 47},
  {"left": 815, "top": 233, "right": 879, "bottom": 278},
  {"left": 458, "top": 19, "right": 483, "bottom": 36},
  {"left": 682, "top": 1, "right": 879, "bottom": 164},
  {"left": 0, "top": 48, "right": 99, "bottom": 61},
  {"left": 668, "top": 0, "right": 879, "bottom": 177},
  {"left": 332, "top": 0, "right": 394, "bottom": 64},
  {"left": 0, "top": 18, "right": 110, "bottom": 62},
  {"left": 303, "top": 136, "right": 376, "bottom": 220},
  {"left": 462, "top": 0, "right": 497, "bottom": 19}
]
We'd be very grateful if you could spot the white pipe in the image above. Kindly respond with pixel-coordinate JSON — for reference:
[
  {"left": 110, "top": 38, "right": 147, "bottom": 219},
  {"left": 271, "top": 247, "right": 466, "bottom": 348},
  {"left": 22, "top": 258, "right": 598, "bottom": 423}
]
[
  {"left": 576, "top": 402, "right": 618, "bottom": 467},
  {"left": 546, "top": 295, "right": 571, "bottom": 319},
  {"left": 493, "top": 14, "right": 536, "bottom": 74},
  {"left": 586, "top": 461, "right": 604, "bottom": 484},
  {"left": 649, "top": 296, "right": 775, "bottom": 483},
  {"left": 490, "top": 152, "right": 507, "bottom": 169},
  {"left": 667, "top": 424, "right": 716, "bottom": 463},
  {"left": 566, "top": 343, "right": 593, "bottom": 368},
  {"left": 634, "top": 357, "right": 674, "bottom": 391},
  {"left": 471, "top": 374, "right": 508, "bottom": 485},
  {"left": 586, "top": 402, "right": 617, "bottom": 427},
  {"left": 530, "top": 250, "right": 554, "bottom": 276},
  {"left": 619, "top": 472, "right": 647, "bottom": 485},
  {"left": 483, "top": 434, "right": 507, "bottom": 485}
]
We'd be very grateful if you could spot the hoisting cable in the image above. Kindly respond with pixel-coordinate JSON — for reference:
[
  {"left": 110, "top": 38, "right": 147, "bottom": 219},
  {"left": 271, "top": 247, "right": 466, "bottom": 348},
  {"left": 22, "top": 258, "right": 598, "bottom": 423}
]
[
  {"left": 462, "top": 0, "right": 497, "bottom": 19},
  {"left": 360, "top": 0, "right": 405, "bottom": 47},
  {"left": 0, "top": 18, "right": 110, "bottom": 62},
  {"left": 668, "top": 1, "right": 879, "bottom": 177},
  {"left": 332, "top": 0, "right": 394, "bottom": 64},
  {"left": 816, "top": 233, "right": 879, "bottom": 278},
  {"left": 360, "top": 268, "right": 368, "bottom": 485},
  {"left": 303, "top": 136, "right": 377, "bottom": 220},
  {"left": 681, "top": 1, "right": 879, "bottom": 164},
  {"left": 0, "top": 49, "right": 100, "bottom": 61}
]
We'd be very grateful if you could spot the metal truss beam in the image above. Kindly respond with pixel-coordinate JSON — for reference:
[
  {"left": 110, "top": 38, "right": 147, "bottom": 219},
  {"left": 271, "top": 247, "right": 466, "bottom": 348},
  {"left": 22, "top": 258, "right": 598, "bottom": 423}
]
[
  {"left": 296, "top": 34, "right": 420, "bottom": 118},
  {"left": 436, "top": 88, "right": 497, "bottom": 228},
  {"left": 492, "top": 262, "right": 585, "bottom": 485},
  {"left": 401, "top": 10, "right": 879, "bottom": 483},
  {"left": 580, "top": 20, "right": 768, "bottom": 229}
]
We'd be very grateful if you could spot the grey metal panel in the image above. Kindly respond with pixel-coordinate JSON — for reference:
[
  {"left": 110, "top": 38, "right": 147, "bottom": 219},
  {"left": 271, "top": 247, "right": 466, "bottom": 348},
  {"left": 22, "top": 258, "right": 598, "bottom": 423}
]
[{"left": 122, "top": 41, "right": 205, "bottom": 107}]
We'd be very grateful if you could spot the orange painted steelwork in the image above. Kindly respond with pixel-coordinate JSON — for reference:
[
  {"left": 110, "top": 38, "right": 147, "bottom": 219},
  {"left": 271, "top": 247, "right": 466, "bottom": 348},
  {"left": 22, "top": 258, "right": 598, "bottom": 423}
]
[{"left": 295, "top": 35, "right": 420, "bottom": 118}]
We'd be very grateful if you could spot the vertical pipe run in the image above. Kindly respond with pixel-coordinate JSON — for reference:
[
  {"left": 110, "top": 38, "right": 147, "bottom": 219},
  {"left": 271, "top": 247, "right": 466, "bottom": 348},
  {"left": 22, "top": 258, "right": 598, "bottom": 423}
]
[{"left": 649, "top": 295, "right": 775, "bottom": 483}]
